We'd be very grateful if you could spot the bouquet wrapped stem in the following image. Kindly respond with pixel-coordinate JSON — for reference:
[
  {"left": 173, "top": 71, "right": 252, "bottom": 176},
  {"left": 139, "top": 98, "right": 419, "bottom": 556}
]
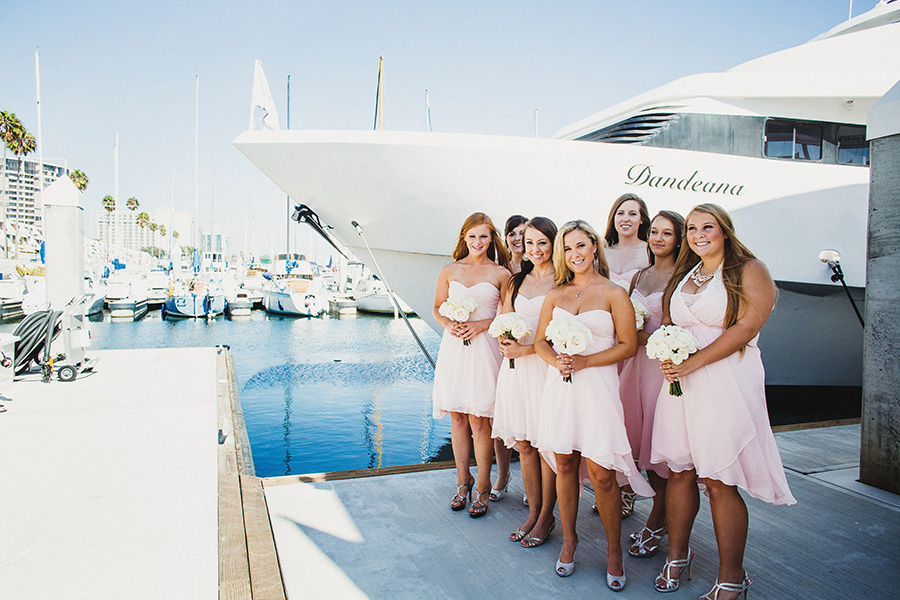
[
  {"left": 439, "top": 295, "right": 479, "bottom": 347},
  {"left": 488, "top": 312, "right": 533, "bottom": 369},
  {"left": 544, "top": 315, "right": 592, "bottom": 384},
  {"left": 645, "top": 325, "right": 701, "bottom": 398}
]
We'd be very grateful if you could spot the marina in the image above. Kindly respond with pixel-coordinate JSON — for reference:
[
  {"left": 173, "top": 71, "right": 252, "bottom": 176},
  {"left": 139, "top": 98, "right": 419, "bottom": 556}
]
[{"left": 3, "top": 1, "right": 900, "bottom": 598}]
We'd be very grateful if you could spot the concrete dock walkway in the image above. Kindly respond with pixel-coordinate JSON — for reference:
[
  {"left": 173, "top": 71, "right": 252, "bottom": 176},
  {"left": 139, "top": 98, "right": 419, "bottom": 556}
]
[
  {"left": 0, "top": 348, "right": 219, "bottom": 599},
  {"left": 2, "top": 347, "right": 896, "bottom": 599},
  {"left": 264, "top": 424, "right": 898, "bottom": 600}
]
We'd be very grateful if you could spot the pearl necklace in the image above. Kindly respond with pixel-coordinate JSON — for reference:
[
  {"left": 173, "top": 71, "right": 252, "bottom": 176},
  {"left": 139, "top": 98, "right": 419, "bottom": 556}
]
[{"left": 690, "top": 263, "right": 716, "bottom": 287}]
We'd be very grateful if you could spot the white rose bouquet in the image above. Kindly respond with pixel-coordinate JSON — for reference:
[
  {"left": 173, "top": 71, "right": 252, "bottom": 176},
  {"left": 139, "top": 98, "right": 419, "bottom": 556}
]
[
  {"left": 488, "top": 312, "right": 533, "bottom": 369},
  {"left": 439, "top": 295, "right": 479, "bottom": 346},
  {"left": 544, "top": 314, "right": 593, "bottom": 383},
  {"left": 645, "top": 325, "right": 701, "bottom": 396},
  {"left": 632, "top": 297, "right": 650, "bottom": 331}
]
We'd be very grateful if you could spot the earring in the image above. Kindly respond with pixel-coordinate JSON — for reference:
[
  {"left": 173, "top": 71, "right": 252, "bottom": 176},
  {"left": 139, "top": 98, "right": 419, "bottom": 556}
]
[{"left": 522, "top": 254, "right": 530, "bottom": 262}]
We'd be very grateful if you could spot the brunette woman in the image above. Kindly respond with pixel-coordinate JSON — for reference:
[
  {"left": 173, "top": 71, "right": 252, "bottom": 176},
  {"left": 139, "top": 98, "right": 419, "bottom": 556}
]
[
  {"left": 534, "top": 220, "right": 653, "bottom": 591},
  {"left": 491, "top": 217, "right": 558, "bottom": 546},
  {"left": 617, "top": 210, "right": 684, "bottom": 559},
  {"left": 433, "top": 212, "right": 511, "bottom": 518},
  {"left": 604, "top": 193, "right": 651, "bottom": 286},
  {"left": 651, "top": 204, "right": 795, "bottom": 599},
  {"left": 490, "top": 214, "right": 527, "bottom": 502}
]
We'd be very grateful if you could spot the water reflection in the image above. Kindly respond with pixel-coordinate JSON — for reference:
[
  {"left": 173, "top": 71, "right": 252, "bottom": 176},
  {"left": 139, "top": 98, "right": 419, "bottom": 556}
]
[{"left": 41, "top": 309, "right": 451, "bottom": 477}]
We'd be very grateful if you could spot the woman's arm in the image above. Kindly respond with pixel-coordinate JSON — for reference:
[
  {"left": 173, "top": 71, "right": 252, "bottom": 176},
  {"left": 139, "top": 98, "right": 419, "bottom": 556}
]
[
  {"left": 663, "top": 260, "right": 776, "bottom": 382},
  {"left": 432, "top": 265, "right": 460, "bottom": 335},
  {"left": 533, "top": 291, "right": 559, "bottom": 368}
]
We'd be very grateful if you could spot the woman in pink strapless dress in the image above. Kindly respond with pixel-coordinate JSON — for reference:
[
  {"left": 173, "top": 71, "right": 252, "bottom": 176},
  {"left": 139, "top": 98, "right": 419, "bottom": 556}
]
[
  {"left": 489, "top": 214, "right": 528, "bottom": 504},
  {"left": 603, "top": 193, "right": 652, "bottom": 516},
  {"left": 651, "top": 204, "right": 795, "bottom": 600},
  {"left": 617, "top": 210, "right": 684, "bottom": 559},
  {"left": 534, "top": 220, "right": 652, "bottom": 591},
  {"left": 491, "top": 217, "right": 558, "bottom": 547},
  {"left": 433, "top": 212, "right": 511, "bottom": 519}
]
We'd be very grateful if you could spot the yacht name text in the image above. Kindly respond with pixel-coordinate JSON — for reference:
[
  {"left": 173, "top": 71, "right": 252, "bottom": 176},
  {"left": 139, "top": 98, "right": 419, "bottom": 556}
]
[{"left": 625, "top": 164, "right": 744, "bottom": 196}]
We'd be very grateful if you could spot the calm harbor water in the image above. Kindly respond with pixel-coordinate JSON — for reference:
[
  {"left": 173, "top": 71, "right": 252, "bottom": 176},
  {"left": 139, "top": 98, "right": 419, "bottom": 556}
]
[{"left": 11, "top": 310, "right": 450, "bottom": 478}]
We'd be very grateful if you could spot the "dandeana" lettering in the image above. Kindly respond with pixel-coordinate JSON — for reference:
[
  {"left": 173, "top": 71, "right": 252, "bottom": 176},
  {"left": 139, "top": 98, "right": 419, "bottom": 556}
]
[{"left": 624, "top": 164, "right": 744, "bottom": 196}]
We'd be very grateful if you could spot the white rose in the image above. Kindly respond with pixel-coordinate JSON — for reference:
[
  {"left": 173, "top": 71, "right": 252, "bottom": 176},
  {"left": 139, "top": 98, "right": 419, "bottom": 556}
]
[
  {"left": 453, "top": 306, "right": 469, "bottom": 322},
  {"left": 511, "top": 320, "right": 530, "bottom": 340}
]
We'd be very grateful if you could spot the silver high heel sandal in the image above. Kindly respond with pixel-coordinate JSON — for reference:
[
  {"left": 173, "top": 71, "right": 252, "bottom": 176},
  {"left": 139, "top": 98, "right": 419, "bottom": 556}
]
[
  {"left": 628, "top": 525, "right": 667, "bottom": 558},
  {"left": 655, "top": 549, "right": 694, "bottom": 593},
  {"left": 700, "top": 572, "right": 752, "bottom": 600},
  {"left": 450, "top": 479, "right": 473, "bottom": 511}
]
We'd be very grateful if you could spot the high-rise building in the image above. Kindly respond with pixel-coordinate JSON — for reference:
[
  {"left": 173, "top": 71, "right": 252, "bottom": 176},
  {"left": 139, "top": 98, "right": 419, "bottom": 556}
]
[{"left": 0, "top": 156, "right": 67, "bottom": 227}]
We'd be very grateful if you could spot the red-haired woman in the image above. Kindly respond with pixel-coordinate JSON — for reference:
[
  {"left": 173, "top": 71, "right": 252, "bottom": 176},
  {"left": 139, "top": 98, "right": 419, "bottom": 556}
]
[{"left": 433, "top": 212, "right": 511, "bottom": 518}]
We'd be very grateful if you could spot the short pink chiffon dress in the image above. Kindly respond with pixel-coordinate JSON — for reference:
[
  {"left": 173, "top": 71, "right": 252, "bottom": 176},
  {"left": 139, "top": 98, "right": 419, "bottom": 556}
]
[
  {"left": 491, "top": 294, "right": 547, "bottom": 448},
  {"left": 537, "top": 307, "right": 654, "bottom": 497},
  {"left": 618, "top": 288, "right": 668, "bottom": 478},
  {"left": 650, "top": 265, "right": 796, "bottom": 505},
  {"left": 432, "top": 281, "right": 502, "bottom": 419}
]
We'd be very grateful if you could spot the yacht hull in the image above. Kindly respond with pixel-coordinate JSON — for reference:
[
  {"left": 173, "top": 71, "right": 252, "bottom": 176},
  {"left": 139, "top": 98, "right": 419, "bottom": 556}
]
[{"left": 235, "top": 130, "right": 868, "bottom": 386}]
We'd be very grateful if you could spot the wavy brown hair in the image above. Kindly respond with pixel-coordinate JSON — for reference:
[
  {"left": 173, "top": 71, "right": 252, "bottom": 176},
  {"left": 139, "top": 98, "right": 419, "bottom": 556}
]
[
  {"left": 604, "top": 193, "right": 650, "bottom": 247},
  {"left": 662, "top": 203, "right": 758, "bottom": 330},
  {"left": 508, "top": 217, "right": 557, "bottom": 305},
  {"left": 553, "top": 220, "right": 608, "bottom": 286},
  {"left": 452, "top": 212, "right": 511, "bottom": 269},
  {"left": 648, "top": 210, "right": 685, "bottom": 266}
]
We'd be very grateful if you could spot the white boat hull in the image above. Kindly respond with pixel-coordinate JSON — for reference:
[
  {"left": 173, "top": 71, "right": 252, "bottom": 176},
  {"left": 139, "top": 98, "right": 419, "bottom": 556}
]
[{"left": 235, "top": 130, "right": 870, "bottom": 387}]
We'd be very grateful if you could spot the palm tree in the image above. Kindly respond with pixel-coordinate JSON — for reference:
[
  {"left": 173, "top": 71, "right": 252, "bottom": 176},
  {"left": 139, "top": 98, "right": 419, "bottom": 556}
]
[
  {"left": 102, "top": 194, "right": 116, "bottom": 259},
  {"left": 126, "top": 196, "right": 138, "bottom": 250},
  {"left": 0, "top": 111, "right": 24, "bottom": 257},
  {"left": 68, "top": 169, "right": 88, "bottom": 191},
  {"left": 6, "top": 120, "right": 35, "bottom": 260},
  {"left": 149, "top": 221, "right": 158, "bottom": 251}
]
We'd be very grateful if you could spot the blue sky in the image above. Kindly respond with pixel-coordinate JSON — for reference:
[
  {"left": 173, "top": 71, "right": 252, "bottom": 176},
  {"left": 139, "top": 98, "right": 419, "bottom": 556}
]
[{"left": 1, "top": 0, "right": 868, "bottom": 256}]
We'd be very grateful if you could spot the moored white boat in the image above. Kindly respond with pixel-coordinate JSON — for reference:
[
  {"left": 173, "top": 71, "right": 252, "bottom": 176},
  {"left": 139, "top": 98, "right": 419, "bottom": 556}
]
[
  {"left": 162, "top": 279, "right": 226, "bottom": 319},
  {"left": 235, "top": 2, "right": 900, "bottom": 387}
]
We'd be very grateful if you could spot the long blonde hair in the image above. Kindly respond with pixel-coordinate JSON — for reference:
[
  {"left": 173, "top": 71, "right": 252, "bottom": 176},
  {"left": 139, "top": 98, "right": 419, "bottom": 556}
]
[
  {"left": 452, "top": 212, "right": 511, "bottom": 269},
  {"left": 552, "top": 220, "right": 609, "bottom": 286},
  {"left": 662, "top": 203, "right": 758, "bottom": 329}
]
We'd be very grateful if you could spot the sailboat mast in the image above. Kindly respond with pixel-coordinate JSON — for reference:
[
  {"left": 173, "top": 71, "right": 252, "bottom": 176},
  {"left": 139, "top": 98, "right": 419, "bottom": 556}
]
[
  {"left": 194, "top": 73, "right": 199, "bottom": 254},
  {"left": 374, "top": 56, "right": 383, "bottom": 131},
  {"left": 35, "top": 49, "right": 45, "bottom": 230},
  {"left": 286, "top": 74, "right": 290, "bottom": 257}
]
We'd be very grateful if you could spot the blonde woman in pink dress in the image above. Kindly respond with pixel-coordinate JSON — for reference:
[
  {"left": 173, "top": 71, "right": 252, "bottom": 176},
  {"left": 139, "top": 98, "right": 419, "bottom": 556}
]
[
  {"left": 534, "top": 220, "right": 653, "bottom": 592},
  {"left": 490, "top": 214, "right": 528, "bottom": 503},
  {"left": 617, "top": 210, "right": 684, "bottom": 559},
  {"left": 491, "top": 217, "right": 558, "bottom": 547},
  {"left": 651, "top": 204, "right": 796, "bottom": 600}
]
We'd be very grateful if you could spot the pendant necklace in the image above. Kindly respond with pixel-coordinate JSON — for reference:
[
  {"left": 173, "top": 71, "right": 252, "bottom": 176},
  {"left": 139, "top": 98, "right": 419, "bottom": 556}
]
[
  {"left": 574, "top": 276, "right": 600, "bottom": 298},
  {"left": 690, "top": 263, "right": 716, "bottom": 287}
]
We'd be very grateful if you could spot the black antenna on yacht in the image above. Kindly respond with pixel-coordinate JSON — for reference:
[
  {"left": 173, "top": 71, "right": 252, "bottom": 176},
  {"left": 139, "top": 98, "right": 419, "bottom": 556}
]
[{"left": 351, "top": 220, "right": 436, "bottom": 370}]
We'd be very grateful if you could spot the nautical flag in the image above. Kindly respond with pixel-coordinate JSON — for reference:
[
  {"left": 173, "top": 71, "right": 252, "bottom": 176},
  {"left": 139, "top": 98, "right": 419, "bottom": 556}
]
[
  {"left": 250, "top": 60, "right": 280, "bottom": 131},
  {"left": 425, "top": 89, "right": 433, "bottom": 132}
]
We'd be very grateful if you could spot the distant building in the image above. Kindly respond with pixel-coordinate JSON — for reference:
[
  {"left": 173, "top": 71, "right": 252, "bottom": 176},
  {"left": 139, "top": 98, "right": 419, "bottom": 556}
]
[
  {"left": 199, "top": 230, "right": 228, "bottom": 256},
  {"left": 0, "top": 156, "right": 67, "bottom": 227},
  {"left": 97, "top": 207, "right": 195, "bottom": 255}
]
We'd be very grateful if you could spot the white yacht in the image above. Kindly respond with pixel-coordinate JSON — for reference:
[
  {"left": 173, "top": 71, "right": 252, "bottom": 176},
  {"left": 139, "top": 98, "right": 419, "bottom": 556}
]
[{"left": 234, "top": 1, "right": 900, "bottom": 387}]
